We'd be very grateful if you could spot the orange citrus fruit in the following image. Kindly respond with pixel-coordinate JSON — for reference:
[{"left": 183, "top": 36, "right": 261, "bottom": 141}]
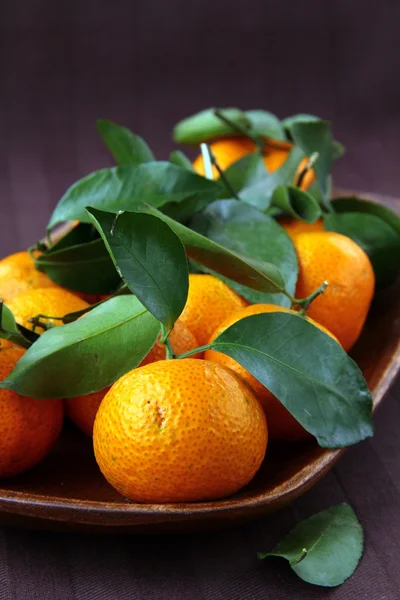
[
  {"left": 66, "top": 319, "right": 201, "bottom": 436},
  {"left": 292, "top": 231, "right": 375, "bottom": 352},
  {"left": 205, "top": 303, "right": 338, "bottom": 442},
  {"left": 279, "top": 217, "right": 324, "bottom": 240},
  {"left": 93, "top": 358, "right": 268, "bottom": 503},
  {"left": 0, "top": 251, "right": 59, "bottom": 303},
  {"left": 179, "top": 274, "right": 248, "bottom": 346},
  {"left": 6, "top": 288, "right": 89, "bottom": 333},
  {"left": 0, "top": 346, "right": 63, "bottom": 477},
  {"left": 192, "top": 137, "right": 314, "bottom": 189}
]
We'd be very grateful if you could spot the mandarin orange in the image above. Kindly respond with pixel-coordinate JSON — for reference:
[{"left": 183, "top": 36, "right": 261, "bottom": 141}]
[
  {"left": 6, "top": 287, "right": 89, "bottom": 333},
  {"left": 179, "top": 274, "right": 248, "bottom": 346},
  {"left": 0, "top": 346, "right": 63, "bottom": 477},
  {"left": 93, "top": 359, "right": 268, "bottom": 503},
  {"left": 293, "top": 232, "right": 375, "bottom": 351},
  {"left": 0, "top": 251, "right": 58, "bottom": 303}
]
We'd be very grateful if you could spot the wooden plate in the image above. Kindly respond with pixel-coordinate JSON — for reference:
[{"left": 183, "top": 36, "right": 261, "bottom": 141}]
[{"left": 0, "top": 192, "right": 399, "bottom": 534}]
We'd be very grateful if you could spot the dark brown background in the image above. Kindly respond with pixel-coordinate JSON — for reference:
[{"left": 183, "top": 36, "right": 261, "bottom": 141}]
[{"left": 0, "top": 1, "right": 399, "bottom": 598}]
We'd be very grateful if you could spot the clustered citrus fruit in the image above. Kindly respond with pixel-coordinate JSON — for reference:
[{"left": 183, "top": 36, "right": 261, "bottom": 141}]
[{"left": 0, "top": 116, "right": 378, "bottom": 506}]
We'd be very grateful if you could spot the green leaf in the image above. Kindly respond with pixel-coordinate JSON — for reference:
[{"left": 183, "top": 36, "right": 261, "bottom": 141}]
[
  {"left": 211, "top": 312, "right": 373, "bottom": 448},
  {"left": 0, "top": 303, "right": 34, "bottom": 349},
  {"left": 223, "top": 147, "right": 306, "bottom": 211},
  {"left": 144, "top": 205, "right": 287, "bottom": 296},
  {"left": 308, "top": 177, "right": 332, "bottom": 207},
  {"left": 282, "top": 113, "right": 320, "bottom": 132},
  {"left": 245, "top": 110, "right": 286, "bottom": 141},
  {"left": 97, "top": 118, "right": 155, "bottom": 166},
  {"left": 189, "top": 200, "right": 298, "bottom": 307},
  {"left": 271, "top": 185, "right": 321, "bottom": 223},
  {"left": 35, "top": 238, "right": 121, "bottom": 295},
  {"left": 219, "top": 152, "right": 268, "bottom": 203},
  {"left": 324, "top": 211, "right": 400, "bottom": 290},
  {"left": 0, "top": 296, "right": 161, "bottom": 398},
  {"left": 290, "top": 120, "right": 333, "bottom": 205},
  {"left": 48, "top": 163, "right": 223, "bottom": 228},
  {"left": 259, "top": 503, "right": 363, "bottom": 587},
  {"left": 173, "top": 107, "right": 251, "bottom": 145},
  {"left": 47, "top": 223, "right": 99, "bottom": 253},
  {"left": 332, "top": 196, "right": 400, "bottom": 234},
  {"left": 88, "top": 209, "right": 189, "bottom": 332},
  {"left": 169, "top": 150, "right": 194, "bottom": 171}
]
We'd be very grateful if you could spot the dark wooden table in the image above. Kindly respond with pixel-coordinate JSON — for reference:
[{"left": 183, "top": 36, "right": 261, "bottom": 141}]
[{"left": 0, "top": 1, "right": 399, "bottom": 598}]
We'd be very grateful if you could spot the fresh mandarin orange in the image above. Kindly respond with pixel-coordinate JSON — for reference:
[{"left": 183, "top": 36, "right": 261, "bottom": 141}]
[
  {"left": 179, "top": 274, "right": 248, "bottom": 346},
  {"left": 279, "top": 217, "right": 324, "bottom": 240},
  {"left": 6, "top": 287, "right": 89, "bottom": 333},
  {"left": 0, "top": 251, "right": 58, "bottom": 303},
  {"left": 93, "top": 358, "right": 267, "bottom": 503},
  {"left": 205, "top": 304, "right": 338, "bottom": 442},
  {"left": 293, "top": 231, "right": 375, "bottom": 352},
  {"left": 66, "top": 319, "right": 201, "bottom": 436},
  {"left": 192, "top": 136, "right": 314, "bottom": 189},
  {"left": 0, "top": 346, "right": 63, "bottom": 477}
]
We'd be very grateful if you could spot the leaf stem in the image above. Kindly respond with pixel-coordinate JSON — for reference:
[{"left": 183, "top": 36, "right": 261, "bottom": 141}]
[
  {"left": 293, "top": 281, "right": 328, "bottom": 315},
  {"left": 214, "top": 109, "right": 264, "bottom": 149},
  {"left": 160, "top": 325, "right": 176, "bottom": 359},
  {"left": 206, "top": 144, "right": 241, "bottom": 201},
  {"left": 295, "top": 151, "right": 319, "bottom": 188},
  {"left": 29, "top": 314, "right": 64, "bottom": 332},
  {"left": 200, "top": 143, "right": 214, "bottom": 180},
  {"left": 175, "top": 344, "right": 212, "bottom": 359}
]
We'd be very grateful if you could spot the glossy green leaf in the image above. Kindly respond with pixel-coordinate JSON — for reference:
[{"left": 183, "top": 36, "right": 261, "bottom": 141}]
[
  {"left": 97, "top": 119, "right": 155, "bottom": 166},
  {"left": 332, "top": 196, "right": 400, "bottom": 234},
  {"left": 219, "top": 152, "right": 267, "bottom": 203},
  {"left": 271, "top": 185, "right": 321, "bottom": 223},
  {"left": 190, "top": 199, "right": 298, "bottom": 307},
  {"left": 47, "top": 223, "right": 99, "bottom": 253},
  {"left": 88, "top": 209, "right": 189, "bottom": 331},
  {"left": 259, "top": 503, "right": 363, "bottom": 587},
  {"left": 211, "top": 312, "right": 373, "bottom": 448},
  {"left": 144, "top": 205, "right": 287, "bottom": 296},
  {"left": 0, "top": 296, "right": 161, "bottom": 398},
  {"left": 48, "top": 163, "right": 223, "bottom": 228},
  {"left": 324, "top": 211, "right": 400, "bottom": 289},
  {"left": 222, "top": 147, "right": 305, "bottom": 211},
  {"left": 169, "top": 150, "right": 194, "bottom": 171},
  {"left": 290, "top": 120, "right": 333, "bottom": 205},
  {"left": 0, "top": 303, "right": 33, "bottom": 349},
  {"left": 245, "top": 110, "right": 286, "bottom": 141},
  {"left": 35, "top": 238, "right": 121, "bottom": 294},
  {"left": 173, "top": 107, "right": 251, "bottom": 145}
]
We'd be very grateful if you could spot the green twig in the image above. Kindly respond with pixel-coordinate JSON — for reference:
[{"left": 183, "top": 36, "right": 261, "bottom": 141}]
[
  {"left": 160, "top": 325, "right": 176, "bottom": 360},
  {"left": 176, "top": 344, "right": 212, "bottom": 359},
  {"left": 293, "top": 281, "right": 328, "bottom": 316},
  {"left": 207, "top": 145, "right": 241, "bottom": 201},
  {"left": 214, "top": 109, "right": 264, "bottom": 149}
]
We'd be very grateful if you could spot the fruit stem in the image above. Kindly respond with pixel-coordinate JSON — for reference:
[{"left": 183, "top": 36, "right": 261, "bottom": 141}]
[
  {"left": 176, "top": 344, "right": 212, "bottom": 359},
  {"left": 293, "top": 281, "right": 328, "bottom": 316},
  {"left": 295, "top": 151, "right": 319, "bottom": 188},
  {"left": 28, "top": 241, "right": 48, "bottom": 260},
  {"left": 214, "top": 109, "right": 265, "bottom": 150},
  {"left": 205, "top": 144, "right": 241, "bottom": 201},
  {"left": 29, "top": 314, "right": 63, "bottom": 332},
  {"left": 200, "top": 143, "right": 214, "bottom": 180},
  {"left": 160, "top": 325, "right": 176, "bottom": 359}
]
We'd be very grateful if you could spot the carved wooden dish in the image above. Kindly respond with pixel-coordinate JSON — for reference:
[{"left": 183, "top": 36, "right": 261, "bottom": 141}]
[{"left": 0, "top": 192, "right": 398, "bottom": 533}]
